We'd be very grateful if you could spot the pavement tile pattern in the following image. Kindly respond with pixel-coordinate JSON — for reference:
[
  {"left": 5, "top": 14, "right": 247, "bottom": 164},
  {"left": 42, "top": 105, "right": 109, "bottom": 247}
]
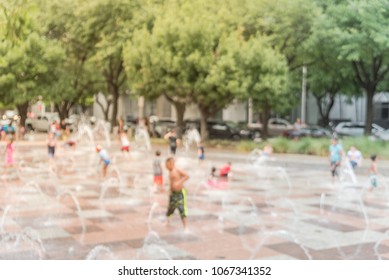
[{"left": 0, "top": 140, "right": 388, "bottom": 260}]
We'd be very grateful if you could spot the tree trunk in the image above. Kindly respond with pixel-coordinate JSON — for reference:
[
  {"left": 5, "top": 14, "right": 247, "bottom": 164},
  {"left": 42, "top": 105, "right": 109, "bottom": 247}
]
[
  {"left": 95, "top": 94, "right": 111, "bottom": 121},
  {"left": 81, "top": 104, "right": 89, "bottom": 114},
  {"left": 16, "top": 102, "right": 29, "bottom": 128},
  {"left": 261, "top": 103, "right": 271, "bottom": 140},
  {"left": 55, "top": 102, "right": 72, "bottom": 122},
  {"left": 314, "top": 93, "right": 335, "bottom": 127},
  {"left": 174, "top": 102, "right": 186, "bottom": 139},
  {"left": 365, "top": 89, "right": 375, "bottom": 135},
  {"left": 199, "top": 107, "right": 209, "bottom": 141},
  {"left": 110, "top": 90, "right": 120, "bottom": 133}
]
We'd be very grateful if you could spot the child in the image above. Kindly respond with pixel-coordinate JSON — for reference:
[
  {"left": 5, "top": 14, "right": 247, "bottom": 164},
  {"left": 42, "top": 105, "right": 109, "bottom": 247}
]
[
  {"left": 262, "top": 144, "right": 273, "bottom": 158},
  {"left": 153, "top": 150, "right": 164, "bottom": 192},
  {"left": 207, "top": 167, "right": 219, "bottom": 188},
  {"left": 120, "top": 131, "right": 130, "bottom": 153},
  {"left": 96, "top": 144, "right": 111, "bottom": 177},
  {"left": 5, "top": 137, "right": 15, "bottom": 167},
  {"left": 210, "top": 166, "right": 217, "bottom": 179},
  {"left": 329, "top": 138, "right": 343, "bottom": 184},
  {"left": 47, "top": 132, "right": 57, "bottom": 160},
  {"left": 50, "top": 120, "right": 59, "bottom": 138},
  {"left": 347, "top": 145, "right": 362, "bottom": 169},
  {"left": 197, "top": 141, "right": 205, "bottom": 162},
  {"left": 368, "top": 155, "right": 378, "bottom": 191},
  {"left": 220, "top": 162, "right": 232, "bottom": 177},
  {"left": 164, "top": 129, "right": 179, "bottom": 155},
  {"left": 165, "top": 157, "right": 190, "bottom": 229},
  {"left": 64, "top": 126, "right": 77, "bottom": 149}
]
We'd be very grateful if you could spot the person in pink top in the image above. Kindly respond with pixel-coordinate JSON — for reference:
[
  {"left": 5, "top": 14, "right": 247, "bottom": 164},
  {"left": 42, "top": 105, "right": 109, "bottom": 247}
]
[{"left": 5, "top": 137, "right": 15, "bottom": 167}]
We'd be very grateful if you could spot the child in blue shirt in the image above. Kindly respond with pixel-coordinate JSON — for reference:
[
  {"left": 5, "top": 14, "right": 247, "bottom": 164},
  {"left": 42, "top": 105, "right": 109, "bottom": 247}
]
[{"left": 329, "top": 138, "right": 343, "bottom": 183}]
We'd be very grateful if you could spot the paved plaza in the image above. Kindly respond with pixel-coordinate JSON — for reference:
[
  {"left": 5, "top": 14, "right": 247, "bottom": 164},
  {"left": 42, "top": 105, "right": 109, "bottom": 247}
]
[{"left": 0, "top": 134, "right": 389, "bottom": 260}]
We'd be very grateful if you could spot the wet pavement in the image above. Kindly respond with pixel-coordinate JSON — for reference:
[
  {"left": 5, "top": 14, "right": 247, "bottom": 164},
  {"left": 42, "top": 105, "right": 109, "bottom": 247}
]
[{"left": 0, "top": 134, "right": 389, "bottom": 260}]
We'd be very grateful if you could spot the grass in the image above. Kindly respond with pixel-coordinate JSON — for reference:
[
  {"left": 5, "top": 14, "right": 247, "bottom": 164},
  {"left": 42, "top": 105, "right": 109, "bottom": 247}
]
[{"left": 150, "top": 136, "right": 389, "bottom": 159}]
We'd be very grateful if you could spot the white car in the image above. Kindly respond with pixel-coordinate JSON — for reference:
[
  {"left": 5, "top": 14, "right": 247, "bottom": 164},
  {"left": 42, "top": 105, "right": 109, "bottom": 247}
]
[
  {"left": 26, "top": 113, "right": 60, "bottom": 132},
  {"left": 334, "top": 122, "right": 384, "bottom": 137},
  {"left": 373, "top": 129, "right": 389, "bottom": 141}
]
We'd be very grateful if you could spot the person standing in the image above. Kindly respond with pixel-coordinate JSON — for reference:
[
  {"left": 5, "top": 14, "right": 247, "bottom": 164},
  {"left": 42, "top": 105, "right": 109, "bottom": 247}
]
[
  {"left": 120, "top": 131, "right": 130, "bottom": 153},
  {"left": 165, "top": 157, "right": 189, "bottom": 229},
  {"left": 47, "top": 132, "right": 57, "bottom": 160},
  {"left": 329, "top": 138, "right": 343, "bottom": 184},
  {"left": 5, "top": 137, "right": 15, "bottom": 167},
  {"left": 197, "top": 141, "right": 205, "bottom": 163},
  {"left": 164, "top": 129, "right": 179, "bottom": 155},
  {"left": 347, "top": 145, "right": 362, "bottom": 169},
  {"left": 368, "top": 155, "right": 378, "bottom": 191},
  {"left": 153, "top": 150, "right": 164, "bottom": 192}
]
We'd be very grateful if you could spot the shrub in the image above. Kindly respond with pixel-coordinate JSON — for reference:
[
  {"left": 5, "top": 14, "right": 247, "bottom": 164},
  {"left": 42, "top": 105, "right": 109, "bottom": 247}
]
[{"left": 270, "top": 137, "right": 289, "bottom": 153}]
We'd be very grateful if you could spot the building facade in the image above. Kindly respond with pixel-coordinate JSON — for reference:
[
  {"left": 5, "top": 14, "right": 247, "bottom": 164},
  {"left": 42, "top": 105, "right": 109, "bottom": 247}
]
[{"left": 92, "top": 92, "right": 389, "bottom": 129}]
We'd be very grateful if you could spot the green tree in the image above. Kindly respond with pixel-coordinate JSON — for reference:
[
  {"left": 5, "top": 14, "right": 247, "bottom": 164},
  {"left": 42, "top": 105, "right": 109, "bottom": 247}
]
[
  {"left": 237, "top": 36, "right": 289, "bottom": 138},
  {"left": 193, "top": 34, "right": 247, "bottom": 140},
  {"left": 317, "top": 0, "right": 389, "bottom": 134},
  {"left": 231, "top": 0, "right": 318, "bottom": 128},
  {"left": 125, "top": 0, "right": 245, "bottom": 138},
  {"left": 125, "top": 0, "right": 201, "bottom": 136},
  {"left": 241, "top": 0, "right": 318, "bottom": 68},
  {"left": 77, "top": 0, "right": 144, "bottom": 129},
  {"left": 0, "top": 0, "right": 64, "bottom": 126},
  {"left": 39, "top": 0, "right": 101, "bottom": 121},
  {"left": 305, "top": 8, "right": 359, "bottom": 127}
]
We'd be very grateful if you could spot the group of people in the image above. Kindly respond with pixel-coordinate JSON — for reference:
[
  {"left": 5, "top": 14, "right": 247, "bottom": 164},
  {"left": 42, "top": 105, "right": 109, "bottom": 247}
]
[
  {"left": 46, "top": 120, "right": 78, "bottom": 162},
  {"left": 329, "top": 138, "right": 377, "bottom": 190},
  {"left": 6, "top": 116, "right": 383, "bottom": 231}
]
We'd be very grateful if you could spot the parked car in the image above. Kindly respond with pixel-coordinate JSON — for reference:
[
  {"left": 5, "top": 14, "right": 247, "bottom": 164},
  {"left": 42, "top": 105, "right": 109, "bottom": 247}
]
[
  {"left": 288, "top": 126, "right": 332, "bottom": 139},
  {"left": 248, "top": 118, "right": 294, "bottom": 137},
  {"left": 334, "top": 122, "right": 384, "bottom": 137},
  {"left": 184, "top": 119, "right": 257, "bottom": 140},
  {"left": 126, "top": 115, "right": 138, "bottom": 126},
  {"left": 207, "top": 120, "right": 252, "bottom": 140},
  {"left": 236, "top": 122, "right": 261, "bottom": 140},
  {"left": 25, "top": 113, "right": 60, "bottom": 132},
  {"left": 371, "top": 129, "right": 389, "bottom": 141},
  {"left": 154, "top": 118, "right": 176, "bottom": 138}
]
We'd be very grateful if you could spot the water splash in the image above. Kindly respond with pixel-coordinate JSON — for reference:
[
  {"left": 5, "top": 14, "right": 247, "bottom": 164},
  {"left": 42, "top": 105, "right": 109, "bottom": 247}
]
[
  {"left": 135, "top": 231, "right": 172, "bottom": 260},
  {"left": 249, "top": 230, "right": 312, "bottom": 260},
  {"left": 57, "top": 191, "right": 86, "bottom": 236},
  {"left": 99, "top": 177, "right": 120, "bottom": 200},
  {"left": 183, "top": 128, "right": 201, "bottom": 151},
  {"left": 134, "top": 126, "right": 151, "bottom": 151},
  {"left": 93, "top": 120, "right": 111, "bottom": 148},
  {"left": 0, "top": 206, "right": 11, "bottom": 232},
  {"left": 0, "top": 227, "right": 46, "bottom": 259},
  {"left": 147, "top": 202, "right": 161, "bottom": 232},
  {"left": 86, "top": 245, "right": 115, "bottom": 260}
]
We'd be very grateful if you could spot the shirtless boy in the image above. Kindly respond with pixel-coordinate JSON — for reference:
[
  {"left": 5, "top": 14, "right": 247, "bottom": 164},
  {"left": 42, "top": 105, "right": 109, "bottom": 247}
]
[{"left": 165, "top": 157, "right": 190, "bottom": 229}]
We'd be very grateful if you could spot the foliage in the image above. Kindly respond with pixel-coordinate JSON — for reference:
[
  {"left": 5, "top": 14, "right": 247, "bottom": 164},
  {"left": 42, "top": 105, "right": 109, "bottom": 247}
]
[
  {"left": 312, "top": 0, "right": 389, "bottom": 134},
  {"left": 0, "top": 1, "right": 64, "bottom": 124},
  {"left": 0, "top": 0, "right": 388, "bottom": 133}
]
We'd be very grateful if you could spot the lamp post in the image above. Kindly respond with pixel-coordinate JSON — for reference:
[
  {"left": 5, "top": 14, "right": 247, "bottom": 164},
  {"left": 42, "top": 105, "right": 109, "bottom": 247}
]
[
  {"left": 301, "top": 65, "right": 307, "bottom": 124},
  {"left": 248, "top": 98, "right": 253, "bottom": 124}
]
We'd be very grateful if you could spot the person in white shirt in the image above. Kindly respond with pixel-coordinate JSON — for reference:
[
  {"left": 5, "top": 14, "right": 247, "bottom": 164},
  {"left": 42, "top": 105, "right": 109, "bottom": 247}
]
[
  {"left": 120, "top": 131, "right": 130, "bottom": 152},
  {"left": 96, "top": 144, "right": 111, "bottom": 177},
  {"left": 347, "top": 145, "right": 362, "bottom": 169}
]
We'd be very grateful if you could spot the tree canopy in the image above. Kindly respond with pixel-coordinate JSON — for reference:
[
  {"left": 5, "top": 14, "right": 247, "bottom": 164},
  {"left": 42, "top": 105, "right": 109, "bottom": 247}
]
[{"left": 0, "top": 0, "right": 388, "bottom": 136}]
